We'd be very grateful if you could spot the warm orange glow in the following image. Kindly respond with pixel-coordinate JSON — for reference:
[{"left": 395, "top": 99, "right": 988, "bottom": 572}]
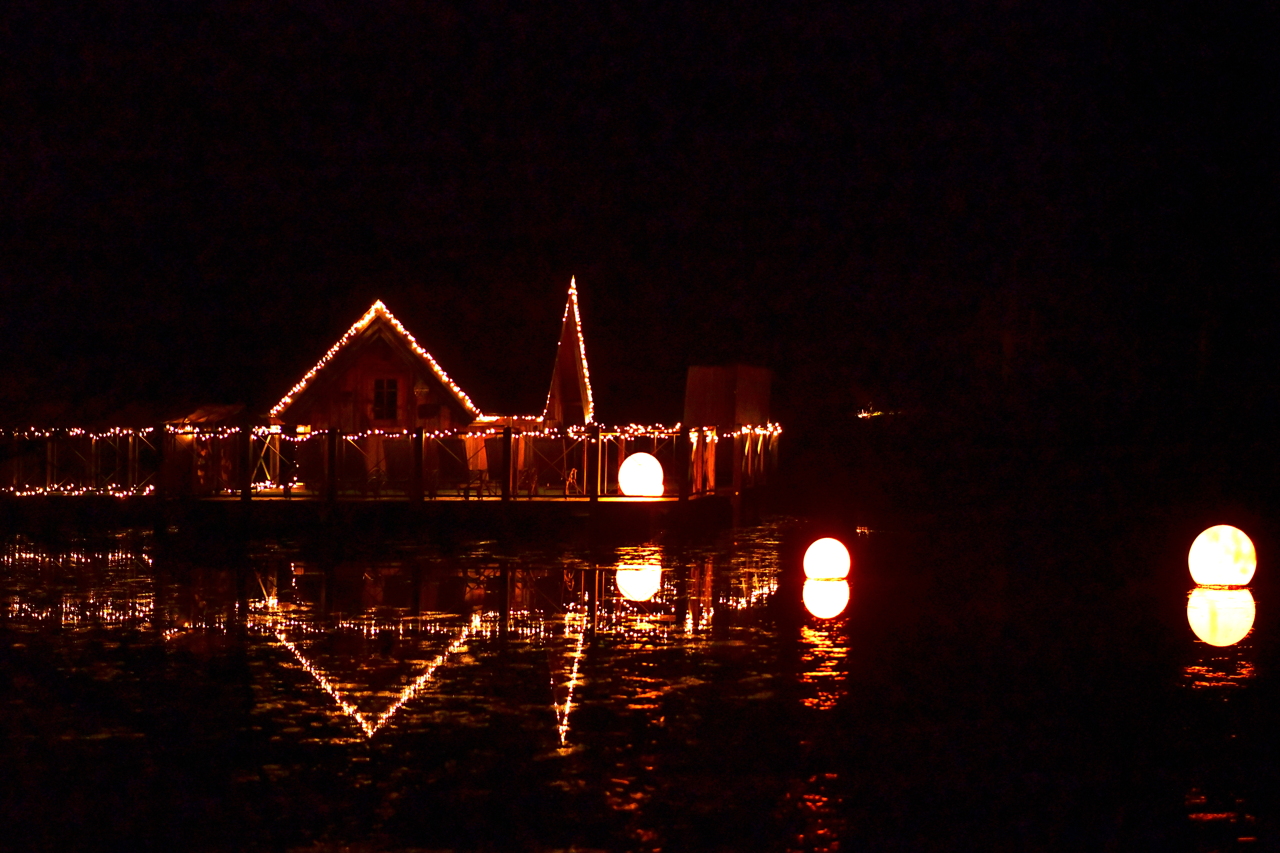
[
  {"left": 803, "top": 538, "right": 851, "bottom": 580},
  {"left": 1187, "top": 587, "right": 1255, "bottom": 647},
  {"left": 1189, "top": 525, "right": 1257, "bottom": 586},
  {"left": 618, "top": 452, "right": 665, "bottom": 497},
  {"left": 616, "top": 563, "right": 663, "bottom": 601},
  {"left": 803, "top": 579, "right": 850, "bottom": 619}
]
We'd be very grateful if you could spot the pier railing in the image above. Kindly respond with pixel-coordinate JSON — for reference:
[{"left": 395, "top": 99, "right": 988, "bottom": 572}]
[{"left": 1, "top": 423, "right": 780, "bottom": 501}]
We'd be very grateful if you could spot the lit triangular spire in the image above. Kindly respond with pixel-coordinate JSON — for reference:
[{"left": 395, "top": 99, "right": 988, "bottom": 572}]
[{"left": 541, "top": 277, "right": 595, "bottom": 425}]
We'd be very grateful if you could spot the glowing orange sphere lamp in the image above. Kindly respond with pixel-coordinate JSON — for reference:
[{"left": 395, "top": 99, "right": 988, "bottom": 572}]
[
  {"left": 803, "top": 537, "right": 851, "bottom": 580},
  {"left": 618, "top": 452, "right": 665, "bottom": 497},
  {"left": 1188, "top": 525, "right": 1256, "bottom": 587}
]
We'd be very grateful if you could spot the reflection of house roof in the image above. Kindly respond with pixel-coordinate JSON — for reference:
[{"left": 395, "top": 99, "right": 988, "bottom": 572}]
[{"left": 270, "top": 300, "right": 483, "bottom": 420}]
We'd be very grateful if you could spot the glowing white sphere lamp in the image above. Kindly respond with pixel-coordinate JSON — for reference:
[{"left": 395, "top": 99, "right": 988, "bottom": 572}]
[
  {"left": 803, "top": 580, "right": 850, "bottom": 619},
  {"left": 616, "top": 563, "right": 663, "bottom": 602},
  {"left": 803, "top": 537, "right": 851, "bottom": 580},
  {"left": 1188, "top": 525, "right": 1256, "bottom": 587},
  {"left": 1187, "top": 586, "right": 1255, "bottom": 647},
  {"left": 618, "top": 452, "right": 665, "bottom": 497}
]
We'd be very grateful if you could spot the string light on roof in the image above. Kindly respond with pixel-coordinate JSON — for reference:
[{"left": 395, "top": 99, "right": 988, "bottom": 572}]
[
  {"left": 270, "top": 300, "right": 483, "bottom": 419},
  {"left": 540, "top": 277, "right": 595, "bottom": 424}
]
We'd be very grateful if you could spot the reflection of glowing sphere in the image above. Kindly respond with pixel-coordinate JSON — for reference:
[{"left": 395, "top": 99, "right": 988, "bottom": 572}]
[
  {"left": 803, "top": 579, "right": 850, "bottom": 619},
  {"left": 616, "top": 563, "right": 663, "bottom": 601},
  {"left": 1189, "top": 525, "right": 1256, "bottom": 586},
  {"left": 1187, "top": 586, "right": 1255, "bottom": 646},
  {"left": 803, "top": 538, "right": 851, "bottom": 579},
  {"left": 618, "top": 452, "right": 665, "bottom": 497}
]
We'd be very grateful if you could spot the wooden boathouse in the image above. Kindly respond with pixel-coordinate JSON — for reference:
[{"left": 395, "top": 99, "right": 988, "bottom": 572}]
[{"left": 0, "top": 280, "right": 780, "bottom": 528}]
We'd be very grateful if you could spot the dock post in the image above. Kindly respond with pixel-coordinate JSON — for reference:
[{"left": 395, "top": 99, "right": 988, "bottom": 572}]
[
  {"left": 500, "top": 427, "right": 513, "bottom": 501},
  {"left": 326, "top": 427, "right": 338, "bottom": 503},
  {"left": 281, "top": 428, "right": 295, "bottom": 498},
  {"left": 426, "top": 436, "right": 440, "bottom": 499},
  {"left": 410, "top": 427, "right": 424, "bottom": 502},
  {"left": 10, "top": 430, "right": 19, "bottom": 491},
  {"left": 239, "top": 426, "right": 253, "bottom": 502},
  {"left": 676, "top": 427, "right": 690, "bottom": 503},
  {"left": 588, "top": 424, "right": 600, "bottom": 502},
  {"left": 45, "top": 434, "right": 55, "bottom": 491},
  {"left": 153, "top": 425, "right": 166, "bottom": 499}
]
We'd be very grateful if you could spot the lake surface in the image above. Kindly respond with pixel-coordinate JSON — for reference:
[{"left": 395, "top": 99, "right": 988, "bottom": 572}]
[{"left": 1, "top": 514, "right": 1276, "bottom": 852}]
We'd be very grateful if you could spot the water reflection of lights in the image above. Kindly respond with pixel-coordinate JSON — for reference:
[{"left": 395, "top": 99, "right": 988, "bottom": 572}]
[
  {"left": 803, "top": 580, "right": 850, "bottom": 619},
  {"left": 616, "top": 563, "right": 662, "bottom": 601},
  {"left": 803, "top": 538, "right": 850, "bottom": 580},
  {"left": 1189, "top": 525, "right": 1256, "bottom": 587},
  {"left": 800, "top": 626, "right": 849, "bottom": 710},
  {"left": 3, "top": 545, "right": 157, "bottom": 628},
  {"left": 274, "top": 613, "right": 479, "bottom": 738},
  {"left": 1187, "top": 587, "right": 1255, "bottom": 647},
  {"left": 553, "top": 609, "right": 589, "bottom": 746}
]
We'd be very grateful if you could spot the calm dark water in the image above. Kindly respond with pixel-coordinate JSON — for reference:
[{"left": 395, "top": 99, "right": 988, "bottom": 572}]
[{"left": 1, "top": 515, "right": 1277, "bottom": 852}]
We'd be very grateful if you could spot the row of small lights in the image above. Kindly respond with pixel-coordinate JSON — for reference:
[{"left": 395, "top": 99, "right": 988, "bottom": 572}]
[
  {"left": 8, "top": 421, "right": 779, "bottom": 443},
  {"left": 3, "top": 427, "right": 155, "bottom": 440},
  {"left": 0, "top": 485, "right": 154, "bottom": 498}
]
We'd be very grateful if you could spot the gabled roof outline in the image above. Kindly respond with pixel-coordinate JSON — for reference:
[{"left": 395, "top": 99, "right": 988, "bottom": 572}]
[
  {"left": 273, "top": 616, "right": 476, "bottom": 739},
  {"left": 270, "top": 300, "right": 483, "bottom": 419},
  {"left": 541, "top": 277, "right": 595, "bottom": 424}
]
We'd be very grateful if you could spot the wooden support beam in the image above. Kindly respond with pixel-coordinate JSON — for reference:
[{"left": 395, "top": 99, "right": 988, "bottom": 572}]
[
  {"left": 588, "top": 423, "right": 600, "bottom": 502},
  {"left": 153, "top": 426, "right": 166, "bottom": 498},
  {"left": 410, "top": 427, "right": 424, "bottom": 502},
  {"left": 500, "top": 427, "right": 513, "bottom": 501},
  {"left": 676, "top": 427, "right": 690, "bottom": 502},
  {"left": 426, "top": 437, "right": 440, "bottom": 499},
  {"left": 281, "top": 430, "right": 296, "bottom": 498},
  {"left": 326, "top": 427, "right": 338, "bottom": 503},
  {"left": 239, "top": 428, "right": 253, "bottom": 502}
]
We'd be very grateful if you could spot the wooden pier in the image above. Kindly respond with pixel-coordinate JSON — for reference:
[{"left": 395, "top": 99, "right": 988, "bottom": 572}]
[{"left": 0, "top": 423, "right": 780, "bottom": 536}]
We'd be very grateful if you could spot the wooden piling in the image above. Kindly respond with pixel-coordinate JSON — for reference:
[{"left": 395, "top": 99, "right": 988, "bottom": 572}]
[
  {"left": 239, "top": 427, "right": 253, "bottom": 502},
  {"left": 500, "top": 427, "right": 513, "bottom": 501},
  {"left": 326, "top": 427, "right": 338, "bottom": 503},
  {"left": 588, "top": 424, "right": 600, "bottom": 503},
  {"left": 410, "top": 427, "right": 424, "bottom": 502}
]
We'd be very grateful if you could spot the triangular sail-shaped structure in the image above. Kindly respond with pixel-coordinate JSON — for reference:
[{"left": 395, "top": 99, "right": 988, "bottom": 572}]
[{"left": 541, "top": 277, "right": 595, "bottom": 426}]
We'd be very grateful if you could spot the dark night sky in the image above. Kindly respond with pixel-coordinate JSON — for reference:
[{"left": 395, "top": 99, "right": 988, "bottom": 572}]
[{"left": 2, "top": 1, "right": 1278, "bottom": 445}]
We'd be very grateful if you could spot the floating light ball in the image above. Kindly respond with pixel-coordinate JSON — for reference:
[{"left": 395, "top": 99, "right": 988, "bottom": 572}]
[
  {"left": 803, "top": 580, "right": 850, "bottom": 619},
  {"left": 1188, "top": 525, "right": 1256, "bottom": 587},
  {"left": 616, "top": 563, "right": 663, "bottom": 601},
  {"left": 803, "top": 537, "right": 851, "bottom": 580},
  {"left": 1187, "top": 586, "right": 1255, "bottom": 647},
  {"left": 618, "top": 452, "right": 665, "bottom": 497}
]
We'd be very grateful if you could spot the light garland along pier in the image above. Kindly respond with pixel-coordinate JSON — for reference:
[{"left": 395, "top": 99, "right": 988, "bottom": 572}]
[{"left": 0, "top": 421, "right": 780, "bottom": 537}]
